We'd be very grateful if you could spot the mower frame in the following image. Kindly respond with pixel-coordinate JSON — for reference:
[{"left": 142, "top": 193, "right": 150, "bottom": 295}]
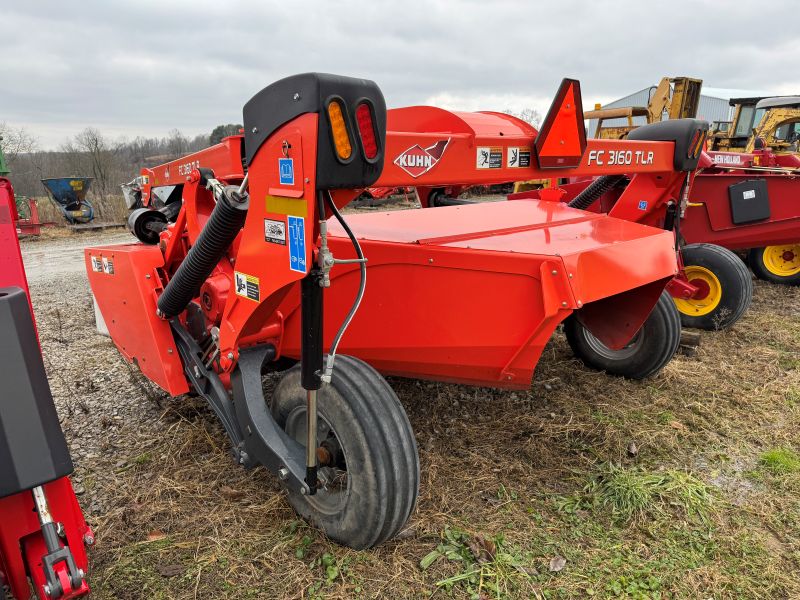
[{"left": 86, "top": 74, "right": 705, "bottom": 547}]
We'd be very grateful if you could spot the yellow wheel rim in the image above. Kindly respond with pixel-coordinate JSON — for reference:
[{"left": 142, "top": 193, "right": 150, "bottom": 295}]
[
  {"left": 762, "top": 245, "right": 800, "bottom": 277},
  {"left": 674, "top": 266, "right": 723, "bottom": 317}
]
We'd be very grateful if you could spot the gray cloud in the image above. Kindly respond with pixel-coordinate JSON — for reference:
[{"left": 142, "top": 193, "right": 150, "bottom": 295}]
[{"left": 2, "top": 0, "right": 796, "bottom": 148}]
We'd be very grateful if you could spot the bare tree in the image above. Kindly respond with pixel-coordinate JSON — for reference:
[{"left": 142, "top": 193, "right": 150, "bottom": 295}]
[
  {"left": 166, "top": 128, "right": 189, "bottom": 158},
  {"left": 62, "top": 127, "right": 119, "bottom": 199},
  {"left": 7, "top": 125, "right": 221, "bottom": 198},
  {"left": 0, "top": 122, "right": 39, "bottom": 163},
  {"left": 503, "top": 108, "right": 542, "bottom": 128}
]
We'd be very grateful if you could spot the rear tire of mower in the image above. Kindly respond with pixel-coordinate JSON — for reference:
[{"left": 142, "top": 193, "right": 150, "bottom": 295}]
[
  {"left": 271, "top": 356, "right": 419, "bottom": 549},
  {"left": 564, "top": 291, "right": 681, "bottom": 379},
  {"left": 747, "top": 246, "right": 800, "bottom": 286},
  {"left": 678, "top": 243, "right": 752, "bottom": 330}
]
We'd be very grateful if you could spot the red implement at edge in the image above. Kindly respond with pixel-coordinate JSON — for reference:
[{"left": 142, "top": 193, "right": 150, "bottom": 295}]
[{"left": 0, "top": 178, "right": 91, "bottom": 600}]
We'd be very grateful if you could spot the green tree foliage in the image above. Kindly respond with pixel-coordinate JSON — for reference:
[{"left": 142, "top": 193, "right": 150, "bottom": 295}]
[{"left": 209, "top": 124, "right": 243, "bottom": 145}]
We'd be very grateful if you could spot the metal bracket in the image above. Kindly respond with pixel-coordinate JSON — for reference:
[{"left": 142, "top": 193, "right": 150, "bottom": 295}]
[
  {"left": 32, "top": 486, "right": 84, "bottom": 599},
  {"left": 231, "top": 345, "right": 311, "bottom": 495},
  {"left": 317, "top": 219, "right": 366, "bottom": 288},
  {"left": 170, "top": 321, "right": 250, "bottom": 466},
  {"left": 172, "top": 322, "right": 308, "bottom": 492}
]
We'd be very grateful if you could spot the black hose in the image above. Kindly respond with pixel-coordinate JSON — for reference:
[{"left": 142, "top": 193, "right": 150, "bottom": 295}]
[
  {"left": 567, "top": 175, "right": 628, "bottom": 211},
  {"left": 321, "top": 192, "right": 366, "bottom": 381},
  {"left": 157, "top": 189, "right": 249, "bottom": 318}
]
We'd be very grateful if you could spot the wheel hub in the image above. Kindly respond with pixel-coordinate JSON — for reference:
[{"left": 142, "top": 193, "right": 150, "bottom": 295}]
[
  {"left": 674, "top": 266, "right": 722, "bottom": 316},
  {"left": 284, "top": 407, "right": 350, "bottom": 513},
  {"left": 763, "top": 245, "right": 800, "bottom": 277},
  {"left": 689, "top": 277, "right": 711, "bottom": 300}
]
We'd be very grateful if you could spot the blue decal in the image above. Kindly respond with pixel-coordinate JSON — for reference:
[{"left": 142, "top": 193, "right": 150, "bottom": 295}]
[
  {"left": 288, "top": 215, "right": 307, "bottom": 274},
  {"left": 279, "top": 158, "right": 294, "bottom": 185},
  {"left": 638, "top": 200, "right": 648, "bottom": 211}
]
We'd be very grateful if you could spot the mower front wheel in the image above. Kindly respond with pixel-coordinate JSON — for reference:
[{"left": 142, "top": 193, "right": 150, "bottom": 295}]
[
  {"left": 675, "top": 243, "right": 752, "bottom": 330},
  {"left": 271, "top": 356, "right": 419, "bottom": 549},
  {"left": 747, "top": 245, "right": 800, "bottom": 285},
  {"left": 564, "top": 291, "right": 681, "bottom": 379}
]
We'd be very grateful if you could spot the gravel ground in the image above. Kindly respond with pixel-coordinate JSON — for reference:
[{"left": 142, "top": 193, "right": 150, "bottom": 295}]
[
  {"left": 23, "top": 230, "right": 132, "bottom": 282},
  {"left": 21, "top": 230, "right": 165, "bottom": 517}
]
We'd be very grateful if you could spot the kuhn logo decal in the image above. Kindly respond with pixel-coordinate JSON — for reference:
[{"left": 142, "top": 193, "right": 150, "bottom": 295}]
[{"left": 393, "top": 139, "right": 450, "bottom": 178}]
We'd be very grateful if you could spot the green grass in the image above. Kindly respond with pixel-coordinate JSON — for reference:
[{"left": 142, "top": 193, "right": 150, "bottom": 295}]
[
  {"left": 575, "top": 464, "right": 714, "bottom": 523},
  {"left": 420, "top": 528, "right": 537, "bottom": 599},
  {"left": 785, "top": 387, "right": 800, "bottom": 406},
  {"left": 759, "top": 448, "right": 800, "bottom": 474}
]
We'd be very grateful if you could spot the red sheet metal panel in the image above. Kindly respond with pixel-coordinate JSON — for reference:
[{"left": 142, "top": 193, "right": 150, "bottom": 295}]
[
  {"left": 280, "top": 201, "right": 678, "bottom": 389},
  {"left": 85, "top": 244, "right": 189, "bottom": 396},
  {"left": 684, "top": 173, "right": 800, "bottom": 249}
]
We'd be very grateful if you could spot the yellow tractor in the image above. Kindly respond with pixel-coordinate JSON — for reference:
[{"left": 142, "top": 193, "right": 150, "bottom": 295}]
[
  {"left": 709, "top": 96, "right": 800, "bottom": 153},
  {"left": 584, "top": 76, "right": 703, "bottom": 139}
]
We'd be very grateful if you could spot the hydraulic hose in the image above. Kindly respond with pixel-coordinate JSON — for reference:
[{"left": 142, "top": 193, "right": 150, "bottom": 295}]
[
  {"left": 322, "top": 192, "right": 366, "bottom": 382},
  {"left": 157, "top": 187, "right": 249, "bottom": 318},
  {"left": 567, "top": 175, "right": 628, "bottom": 211}
]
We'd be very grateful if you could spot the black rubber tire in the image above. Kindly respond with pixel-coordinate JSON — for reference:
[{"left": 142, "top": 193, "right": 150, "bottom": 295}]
[
  {"left": 747, "top": 246, "right": 800, "bottom": 286},
  {"left": 271, "top": 355, "right": 419, "bottom": 549},
  {"left": 564, "top": 291, "right": 681, "bottom": 379},
  {"left": 679, "top": 243, "right": 753, "bottom": 330}
]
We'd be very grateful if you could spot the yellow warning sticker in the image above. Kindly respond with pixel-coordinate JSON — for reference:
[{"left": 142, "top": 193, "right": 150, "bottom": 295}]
[
  {"left": 266, "top": 195, "right": 306, "bottom": 218},
  {"left": 234, "top": 271, "right": 260, "bottom": 301}
]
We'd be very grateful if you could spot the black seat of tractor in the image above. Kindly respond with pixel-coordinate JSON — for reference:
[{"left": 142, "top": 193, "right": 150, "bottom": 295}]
[{"left": 628, "top": 118, "right": 709, "bottom": 172}]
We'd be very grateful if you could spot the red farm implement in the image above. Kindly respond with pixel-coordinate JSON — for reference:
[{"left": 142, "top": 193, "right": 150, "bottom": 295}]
[
  {"left": 14, "top": 197, "right": 43, "bottom": 237},
  {"left": 682, "top": 149, "right": 800, "bottom": 286},
  {"left": 509, "top": 124, "right": 753, "bottom": 331},
  {"left": 511, "top": 142, "right": 800, "bottom": 328},
  {"left": 87, "top": 73, "right": 707, "bottom": 549},
  {"left": 0, "top": 178, "right": 92, "bottom": 599}
]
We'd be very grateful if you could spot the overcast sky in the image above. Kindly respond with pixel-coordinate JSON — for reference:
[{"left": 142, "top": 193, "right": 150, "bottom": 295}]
[{"left": 2, "top": 0, "right": 798, "bottom": 150}]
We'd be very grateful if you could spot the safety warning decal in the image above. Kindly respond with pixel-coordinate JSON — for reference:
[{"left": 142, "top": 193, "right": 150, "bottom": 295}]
[
  {"left": 506, "top": 147, "right": 531, "bottom": 168},
  {"left": 477, "top": 147, "right": 502, "bottom": 169},
  {"left": 101, "top": 257, "right": 114, "bottom": 275},
  {"left": 288, "top": 215, "right": 307, "bottom": 274},
  {"left": 279, "top": 158, "right": 294, "bottom": 185},
  {"left": 264, "top": 218, "right": 286, "bottom": 245},
  {"left": 393, "top": 139, "right": 450, "bottom": 178},
  {"left": 90, "top": 256, "right": 102, "bottom": 272},
  {"left": 234, "top": 271, "right": 260, "bottom": 301}
]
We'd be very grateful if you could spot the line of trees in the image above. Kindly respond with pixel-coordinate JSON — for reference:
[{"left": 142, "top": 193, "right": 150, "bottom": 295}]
[{"left": 0, "top": 123, "right": 242, "bottom": 199}]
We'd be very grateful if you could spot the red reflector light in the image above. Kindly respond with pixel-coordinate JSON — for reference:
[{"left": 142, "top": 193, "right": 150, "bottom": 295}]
[{"left": 355, "top": 103, "right": 378, "bottom": 160}]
